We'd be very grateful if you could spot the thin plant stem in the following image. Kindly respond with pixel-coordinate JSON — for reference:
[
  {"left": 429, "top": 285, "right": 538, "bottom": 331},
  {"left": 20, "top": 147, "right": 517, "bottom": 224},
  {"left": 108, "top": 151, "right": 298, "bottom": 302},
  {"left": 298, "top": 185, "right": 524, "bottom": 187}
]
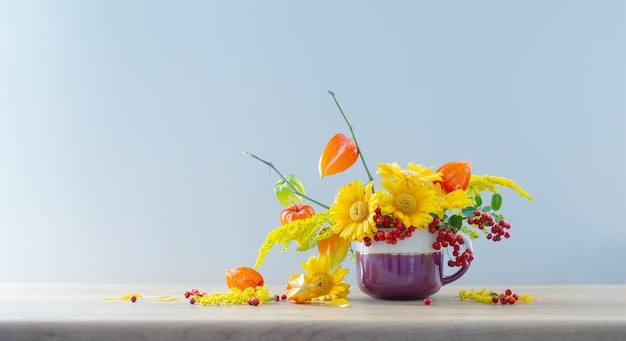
[
  {"left": 243, "top": 151, "right": 330, "bottom": 210},
  {"left": 328, "top": 90, "right": 374, "bottom": 184}
]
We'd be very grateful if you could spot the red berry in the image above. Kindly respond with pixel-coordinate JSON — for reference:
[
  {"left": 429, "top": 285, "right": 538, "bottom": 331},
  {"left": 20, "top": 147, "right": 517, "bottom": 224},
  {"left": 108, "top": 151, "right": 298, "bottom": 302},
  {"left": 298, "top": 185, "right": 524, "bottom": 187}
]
[
  {"left": 130, "top": 295, "right": 137, "bottom": 303},
  {"left": 432, "top": 242, "right": 441, "bottom": 250},
  {"left": 383, "top": 216, "right": 391, "bottom": 227},
  {"left": 505, "top": 288, "right": 512, "bottom": 296},
  {"left": 424, "top": 298, "right": 431, "bottom": 305},
  {"left": 281, "top": 294, "right": 287, "bottom": 300},
  {"left": 274, "top": 295, "right": 280, "bottom": 301},
  {"left": 189, "top": 297, "right": 196, "bottom": 305},
  {"left": 507, "top": 296, "right": 516, "bottom": 305},
  {"left": 251, "top": 297, "right": 260, "bottom": 306}
]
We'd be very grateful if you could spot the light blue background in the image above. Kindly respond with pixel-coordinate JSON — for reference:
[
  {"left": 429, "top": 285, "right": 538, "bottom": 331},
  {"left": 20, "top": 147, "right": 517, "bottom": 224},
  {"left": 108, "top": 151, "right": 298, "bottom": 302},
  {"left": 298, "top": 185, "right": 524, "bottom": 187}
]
[{"left": 1, "top": 0, "right": 624, "bottom": 286}]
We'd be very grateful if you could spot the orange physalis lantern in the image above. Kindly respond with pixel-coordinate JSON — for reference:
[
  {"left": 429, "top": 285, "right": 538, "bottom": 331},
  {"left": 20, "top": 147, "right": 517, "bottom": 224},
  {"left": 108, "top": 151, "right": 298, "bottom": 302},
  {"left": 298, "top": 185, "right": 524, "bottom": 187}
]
[
  {"left": 435, "top": 160, "right": 472, "bottom": 193},
  {"left": 318, "top": 133, "right": 359, "bottom": 178},
  {"left": 317, "top": 229, "right": 350, "bottom": 269},
  {"left": 279, "top": 204, "right": 315, "bottom": 225},
  {"left": 225, "top": 266, "right": 265, "bottom": 290}
]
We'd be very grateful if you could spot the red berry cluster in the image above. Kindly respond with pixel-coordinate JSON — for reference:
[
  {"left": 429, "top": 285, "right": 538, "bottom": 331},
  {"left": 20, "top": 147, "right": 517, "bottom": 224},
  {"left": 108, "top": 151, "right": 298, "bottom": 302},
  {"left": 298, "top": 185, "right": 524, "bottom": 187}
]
[
  {"left": 363, "top": 207, "right": 416, "bottom": 246},
  {"left": 468, "top": 210, "right": 511, "bottom": 242},
  {"left": 248, "top": 293, "right": 287, "bottom": 306},
  {"left": 185, "top": 288, "right": 207, "bottom": 304},
  {"left": 492, "top": 288, "right": 519, "bottom": 305},
  {"left": 274, "top": 294, "right": 287, "bottom": 301},
  {"left": 429, "top": 218, "right": 473, "bottom": 268}
]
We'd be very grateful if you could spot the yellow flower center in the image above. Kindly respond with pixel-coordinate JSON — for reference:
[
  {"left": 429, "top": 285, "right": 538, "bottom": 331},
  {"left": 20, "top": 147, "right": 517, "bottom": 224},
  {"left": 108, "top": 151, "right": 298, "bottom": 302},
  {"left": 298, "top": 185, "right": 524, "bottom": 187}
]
[
  {"left": 309, "top": 273, "right": 332, "bottom": 297},
  {"left": 395, "top": 193, "right": 417, "bottom": 214},
  {"left": 349, "top": 200, "right": 368, "bottom": 222}
]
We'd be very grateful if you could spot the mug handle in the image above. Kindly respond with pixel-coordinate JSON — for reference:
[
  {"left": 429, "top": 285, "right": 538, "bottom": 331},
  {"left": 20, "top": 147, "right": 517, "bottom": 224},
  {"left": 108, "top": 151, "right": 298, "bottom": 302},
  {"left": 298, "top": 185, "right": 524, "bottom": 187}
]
[{"left": 442, "top": 233, "right": 473, "bottom": 285}]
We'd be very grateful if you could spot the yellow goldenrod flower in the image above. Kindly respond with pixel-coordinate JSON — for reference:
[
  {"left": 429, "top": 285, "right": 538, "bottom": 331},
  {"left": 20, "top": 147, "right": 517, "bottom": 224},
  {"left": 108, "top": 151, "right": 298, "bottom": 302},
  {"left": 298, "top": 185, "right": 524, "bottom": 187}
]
[
  {"left": 468, "top": 175, "right": 533, "bottom": 202},
  {"left": 195, "top": 286, "right": 272, "bottom": 306},
  {"left": 254, "top": 211, "right": 331, "bottom": 269}
]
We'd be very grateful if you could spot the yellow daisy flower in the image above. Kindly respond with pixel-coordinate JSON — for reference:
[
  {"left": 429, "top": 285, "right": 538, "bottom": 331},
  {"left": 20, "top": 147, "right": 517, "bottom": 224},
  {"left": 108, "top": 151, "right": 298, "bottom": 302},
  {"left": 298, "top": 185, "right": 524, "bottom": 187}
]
[
  {"left": 378, "top": 178, "right": 439, "bottom": 230},
  {"left": 329, "top": 180, "right": 379, "bottom": 242},
  {"left": 432, "top": 183, "right": 473, "bottom": 218},
  {"left": 377, "top": 162, "right": 442, "bottom": 185},
  {"left": 301, "top": 254, "right": 350, "bottom": 301}
]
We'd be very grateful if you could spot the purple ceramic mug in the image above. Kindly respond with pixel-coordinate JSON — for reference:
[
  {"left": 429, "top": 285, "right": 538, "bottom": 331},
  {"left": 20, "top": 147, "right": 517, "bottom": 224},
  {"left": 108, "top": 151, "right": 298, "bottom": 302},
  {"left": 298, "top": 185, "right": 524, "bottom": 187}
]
[{"left": 356, "top": 228, "right": 472, "bottom": 300}]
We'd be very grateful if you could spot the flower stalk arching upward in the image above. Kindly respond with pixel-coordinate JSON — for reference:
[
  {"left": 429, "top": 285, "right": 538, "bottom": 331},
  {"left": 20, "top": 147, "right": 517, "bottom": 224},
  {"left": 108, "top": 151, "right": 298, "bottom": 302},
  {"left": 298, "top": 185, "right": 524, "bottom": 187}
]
[
  {"left": 244, "top": 151, "right": 330, "bottom": 210},
  {"left": 328, "top": 91, "right": 374, "bottom": 184}
]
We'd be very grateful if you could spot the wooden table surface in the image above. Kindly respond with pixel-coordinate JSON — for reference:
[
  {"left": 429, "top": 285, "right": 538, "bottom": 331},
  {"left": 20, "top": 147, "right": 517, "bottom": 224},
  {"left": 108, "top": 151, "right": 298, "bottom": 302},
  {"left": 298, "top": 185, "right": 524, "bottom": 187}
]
[{"left": 0, "top": 283, "right": 624, "bottom": 341}]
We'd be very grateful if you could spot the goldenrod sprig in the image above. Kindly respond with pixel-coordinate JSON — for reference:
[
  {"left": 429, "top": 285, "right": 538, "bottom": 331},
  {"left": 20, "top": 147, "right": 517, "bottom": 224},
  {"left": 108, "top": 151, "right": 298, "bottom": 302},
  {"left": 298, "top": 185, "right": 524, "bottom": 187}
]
[
  {"left": 459, "top": 288, "right": 536, "bottom": 304},
  {"left": 254, "top": 211, "right": 331, "bottom": 268},
  {"left": 195, "top": 286, "right": 272, "bottom": 306}
]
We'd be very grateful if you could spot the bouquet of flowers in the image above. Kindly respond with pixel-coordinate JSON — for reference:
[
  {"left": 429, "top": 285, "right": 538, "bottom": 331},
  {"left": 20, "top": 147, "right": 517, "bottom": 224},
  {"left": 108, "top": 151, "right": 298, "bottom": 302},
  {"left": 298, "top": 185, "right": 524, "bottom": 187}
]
[{"left": 246, "top": 91, "right": 532, "bottom": 304}]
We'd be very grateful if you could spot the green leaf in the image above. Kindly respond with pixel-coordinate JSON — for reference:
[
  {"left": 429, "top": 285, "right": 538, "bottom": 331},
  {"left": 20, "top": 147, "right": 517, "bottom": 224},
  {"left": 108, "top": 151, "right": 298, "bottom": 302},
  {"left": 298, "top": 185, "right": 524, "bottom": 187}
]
[
  {"left": 483, "top": 205, "right": 491, "bottom": 211},
  {"left": 461, "top": 207, "right": 476, "bottom": 218},
  {"left": 449, "top": 215, "right": 463, "bottom": 229},
  {"left": 491, "top": 193, "right": 503, "bottom": 211},
  {"left": 474, "top": 195, "right": 483, "bottom": 206}
]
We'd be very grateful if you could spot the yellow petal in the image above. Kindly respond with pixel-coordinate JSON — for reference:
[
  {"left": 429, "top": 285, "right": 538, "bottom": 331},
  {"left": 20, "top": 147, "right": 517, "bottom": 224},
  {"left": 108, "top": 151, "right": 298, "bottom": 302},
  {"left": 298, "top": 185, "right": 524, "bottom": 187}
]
[
  {"left": 322, "top": 298, "right": 350, "bottom": 307},
  {"left": 151, "top": 296, "right": 183, "bottom": 301},
  {"left": 102, "top": 293, "right": 142, "bottom": 301},
  {"left": 285, "top": 274, "right": 313, "bottom": 303}
]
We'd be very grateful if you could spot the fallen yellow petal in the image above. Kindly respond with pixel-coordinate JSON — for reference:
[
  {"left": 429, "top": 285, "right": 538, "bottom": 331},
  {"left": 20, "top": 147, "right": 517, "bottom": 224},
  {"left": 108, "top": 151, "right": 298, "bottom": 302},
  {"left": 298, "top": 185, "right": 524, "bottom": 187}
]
[
  {"left": 102, "top": 293, "right": 142, "bottom": 301},
  {"left": 147, "top": 295, "right": 184, "bottom": 302},
  {"left": 322, "top": 298, "right": 350, "bottom": 307}
]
